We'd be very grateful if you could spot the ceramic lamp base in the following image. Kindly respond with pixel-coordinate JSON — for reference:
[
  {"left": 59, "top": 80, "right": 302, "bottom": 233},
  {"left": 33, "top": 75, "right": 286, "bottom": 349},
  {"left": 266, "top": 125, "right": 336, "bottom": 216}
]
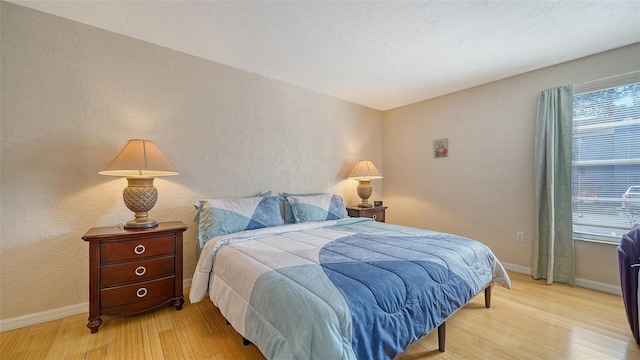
[
  {"left": 357, "top": 203, "right": 373, "bottom": 208},
  {"left": 122, "top": 177, "right": 159, "bottom": 229},
  {"left": 356, "top": 179, "right": 374, "bottom": 208},
  {"left": 125, "top": 214, "right": 158, "bottom": 229}
]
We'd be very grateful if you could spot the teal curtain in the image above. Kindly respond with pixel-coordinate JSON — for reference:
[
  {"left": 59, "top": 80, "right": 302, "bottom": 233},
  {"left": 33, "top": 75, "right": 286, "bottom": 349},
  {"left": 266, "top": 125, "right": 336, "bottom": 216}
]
[{"left": 533, "top": 85, "right": 575, "bottom": 285}]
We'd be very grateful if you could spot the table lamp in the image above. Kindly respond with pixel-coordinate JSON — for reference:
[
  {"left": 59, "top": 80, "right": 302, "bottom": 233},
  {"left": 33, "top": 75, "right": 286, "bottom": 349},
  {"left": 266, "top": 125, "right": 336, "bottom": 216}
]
[
  {"left": 348, "top": 160, "right": 383, "bottom": 208},
  {"left": 99, "top": 139, "right": 179, "bottom": 229}
]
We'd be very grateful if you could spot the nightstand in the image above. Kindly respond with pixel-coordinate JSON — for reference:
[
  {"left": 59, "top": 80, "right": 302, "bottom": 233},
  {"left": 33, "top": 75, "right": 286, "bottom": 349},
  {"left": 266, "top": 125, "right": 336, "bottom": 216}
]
[
  {"left": 346, "top": 206, "right": 387, "bottom": 223},
  {"left": 82, "top": 221, "right": 187, "bottom": 333}
]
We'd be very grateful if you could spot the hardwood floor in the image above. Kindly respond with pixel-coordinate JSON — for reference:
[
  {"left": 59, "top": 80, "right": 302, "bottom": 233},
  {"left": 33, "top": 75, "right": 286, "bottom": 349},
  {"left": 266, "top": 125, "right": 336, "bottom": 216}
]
[{"left": 1, "top": 272, "right": 638, "bottom": 359}]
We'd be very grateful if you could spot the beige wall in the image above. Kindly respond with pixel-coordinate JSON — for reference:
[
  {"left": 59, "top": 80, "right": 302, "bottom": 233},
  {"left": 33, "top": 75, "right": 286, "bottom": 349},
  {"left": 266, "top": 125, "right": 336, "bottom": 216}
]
[
  {"left": 0, "top": 2, "right": 383, "bottom": 321},
  {"left": 1, "top": 0, "right": 637, "bottom": 327},
  {"left": 382, "top": 43, "right": 640, "bottom": 287}
]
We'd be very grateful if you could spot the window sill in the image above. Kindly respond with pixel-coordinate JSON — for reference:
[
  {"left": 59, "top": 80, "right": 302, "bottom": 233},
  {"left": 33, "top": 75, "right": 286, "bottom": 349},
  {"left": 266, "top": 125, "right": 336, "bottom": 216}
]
[{"left": 573, "top": 237, "right": 620, "bottom": 245}]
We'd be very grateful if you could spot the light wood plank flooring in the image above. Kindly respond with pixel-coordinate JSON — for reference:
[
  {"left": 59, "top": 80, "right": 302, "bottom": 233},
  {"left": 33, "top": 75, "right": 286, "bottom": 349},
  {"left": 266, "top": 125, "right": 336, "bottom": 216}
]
[{"left": 1, "top": 272, "right": 638, "bottom": 359}]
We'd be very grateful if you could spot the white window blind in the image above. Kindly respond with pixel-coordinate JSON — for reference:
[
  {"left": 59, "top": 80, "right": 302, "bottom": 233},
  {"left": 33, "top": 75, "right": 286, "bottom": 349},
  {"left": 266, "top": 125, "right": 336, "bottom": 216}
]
[{"left": 572, "top": 71, "right": 640, "bottom": 243}]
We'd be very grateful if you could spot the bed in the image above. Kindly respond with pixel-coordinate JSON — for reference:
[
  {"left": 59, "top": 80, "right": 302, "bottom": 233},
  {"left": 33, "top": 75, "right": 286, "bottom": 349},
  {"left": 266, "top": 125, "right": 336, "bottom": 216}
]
[{"left": 189, "top": 194, "right": 511, "bottom": 360}]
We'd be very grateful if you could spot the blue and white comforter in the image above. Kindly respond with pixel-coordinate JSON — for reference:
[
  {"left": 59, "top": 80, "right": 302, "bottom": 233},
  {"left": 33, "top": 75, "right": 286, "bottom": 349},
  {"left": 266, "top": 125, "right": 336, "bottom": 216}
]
[{"left": 190, "top": 218, "right": 511, "bottom": 360}]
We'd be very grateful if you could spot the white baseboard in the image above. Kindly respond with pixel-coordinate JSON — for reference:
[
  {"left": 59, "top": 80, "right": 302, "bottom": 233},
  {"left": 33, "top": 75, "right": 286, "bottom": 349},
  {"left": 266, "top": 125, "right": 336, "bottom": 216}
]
[
  {"left": 501, "top": 262, "right": 532, "bottom": 275},
  {"left": 0, "top": 302, "right": 89, "bottom": 333},
  {"left": 575, "top": 277, "right": 622, "bottom": 296},
  {"left": 501, "top": 262, "right": 621, "bottom": 296},
  {"left": 0, "top": 278, "right": 193, "bottom": 333}
]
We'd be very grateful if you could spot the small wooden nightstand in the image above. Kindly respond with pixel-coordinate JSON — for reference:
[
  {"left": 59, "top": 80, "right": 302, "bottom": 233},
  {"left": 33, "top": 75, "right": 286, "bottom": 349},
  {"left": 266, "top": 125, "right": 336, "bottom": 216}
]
[
  {"left": 82, "top": 221, "right": 187, "bottom": 333},
  {"left": 346, "top": 206, "right": 387, "bottom": 223}
]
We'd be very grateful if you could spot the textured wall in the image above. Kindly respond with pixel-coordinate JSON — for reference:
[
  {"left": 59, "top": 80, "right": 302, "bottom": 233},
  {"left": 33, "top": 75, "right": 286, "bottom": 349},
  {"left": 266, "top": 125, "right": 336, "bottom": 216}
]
[
  {"left": 0, "top": 2, "right": 382, "bottom": 320},
  {"left": 382, "top": 43, "right": 640, "bottom": 286}
]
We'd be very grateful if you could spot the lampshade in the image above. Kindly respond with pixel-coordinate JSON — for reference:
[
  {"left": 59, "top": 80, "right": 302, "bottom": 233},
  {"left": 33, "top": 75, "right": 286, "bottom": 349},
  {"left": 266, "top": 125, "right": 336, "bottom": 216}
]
[
  {"left": 99, "top": 139, "right": 179, "bottom": 177},
  {"left": 348, "top": 160, "right": 382, "bottom": 208},
  {"left": 99, "top": 139, "right": 178, "bottom": 229},
  {"left": 348, "top": 160, "right": 383, "bottom": 180}
]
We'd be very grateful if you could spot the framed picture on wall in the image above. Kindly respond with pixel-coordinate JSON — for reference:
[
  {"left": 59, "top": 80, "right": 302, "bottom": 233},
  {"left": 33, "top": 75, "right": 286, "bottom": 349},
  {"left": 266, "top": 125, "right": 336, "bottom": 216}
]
[{"left": 434, "top": 138, "right": 448, "bottom": 158}]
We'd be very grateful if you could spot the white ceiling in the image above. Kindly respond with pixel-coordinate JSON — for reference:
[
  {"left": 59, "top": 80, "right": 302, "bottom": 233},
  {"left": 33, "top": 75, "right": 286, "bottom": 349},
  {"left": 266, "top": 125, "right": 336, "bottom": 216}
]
[{"left": 9, "top": 1, "right": 640, "bottom": 111}]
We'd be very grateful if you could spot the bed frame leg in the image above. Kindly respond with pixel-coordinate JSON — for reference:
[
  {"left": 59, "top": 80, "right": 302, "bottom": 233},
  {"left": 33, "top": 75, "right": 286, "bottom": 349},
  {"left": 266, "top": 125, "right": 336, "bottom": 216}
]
[
  {"left": 438, "top": 322, "right": 446, "bottom": 352},
  {"left": 485, "top": 285, "right": 492, "bottom": 308},
  {"left": 225, "top": 318, "right": 251, "bottom": 346}
]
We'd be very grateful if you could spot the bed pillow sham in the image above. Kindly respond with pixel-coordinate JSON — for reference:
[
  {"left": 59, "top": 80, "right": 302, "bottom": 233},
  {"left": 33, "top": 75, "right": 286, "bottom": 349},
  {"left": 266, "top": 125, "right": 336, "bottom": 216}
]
[
  {"left": 194, "top": 195, "right": 284, "bottom": 248},
  {"left": 193, "top": 191, "right": 271, "bottom": 223},
  {"left": 282, "top": 192, "right": 325, "bottom": 223},
  {"left": 286, "top": 194, "right": 348, "bottom": 223}
]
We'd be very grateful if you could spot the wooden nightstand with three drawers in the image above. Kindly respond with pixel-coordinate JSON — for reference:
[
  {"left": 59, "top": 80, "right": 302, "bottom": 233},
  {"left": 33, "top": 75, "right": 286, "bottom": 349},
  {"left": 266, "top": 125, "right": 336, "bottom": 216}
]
[
  {"left": 346, "top": 206, "right": 387, "bottom": 223},
  {"left": 82, "top": 221, "right": 187, "bottom": 333}
]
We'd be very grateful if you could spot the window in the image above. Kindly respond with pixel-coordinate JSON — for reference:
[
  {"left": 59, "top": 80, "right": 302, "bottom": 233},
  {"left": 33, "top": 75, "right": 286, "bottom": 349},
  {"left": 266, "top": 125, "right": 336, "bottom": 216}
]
[{"left": 572, "top": 71, "right": 640, "bottom": 243}]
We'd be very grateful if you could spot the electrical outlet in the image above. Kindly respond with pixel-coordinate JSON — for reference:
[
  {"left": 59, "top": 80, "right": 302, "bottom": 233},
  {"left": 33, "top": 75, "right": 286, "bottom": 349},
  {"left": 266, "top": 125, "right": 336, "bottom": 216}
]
[{"left": 516, "top": 232, "right": 524, "bottom": 242}]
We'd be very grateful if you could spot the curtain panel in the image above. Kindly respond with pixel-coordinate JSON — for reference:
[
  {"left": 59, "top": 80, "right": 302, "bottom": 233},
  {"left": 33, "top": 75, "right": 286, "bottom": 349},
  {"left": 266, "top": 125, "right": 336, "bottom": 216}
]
[{"left": 533, "top": 85, "right": 575, "bottom": 285}]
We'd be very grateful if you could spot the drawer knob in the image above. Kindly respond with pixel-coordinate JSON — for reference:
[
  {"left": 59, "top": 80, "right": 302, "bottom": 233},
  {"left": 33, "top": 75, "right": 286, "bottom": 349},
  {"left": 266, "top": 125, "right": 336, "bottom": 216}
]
[
  {"left": 136, "top": 287, "right": 148, "bottom": 298},
  {"left": 372, "top": 215, "right": 377, "bottom": 220},
  {"left": 133, "top": 244, "right": 146, "bottom": 255},
  {"left": 134, "top": 266, "right": 147, "bottom": 276}
]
